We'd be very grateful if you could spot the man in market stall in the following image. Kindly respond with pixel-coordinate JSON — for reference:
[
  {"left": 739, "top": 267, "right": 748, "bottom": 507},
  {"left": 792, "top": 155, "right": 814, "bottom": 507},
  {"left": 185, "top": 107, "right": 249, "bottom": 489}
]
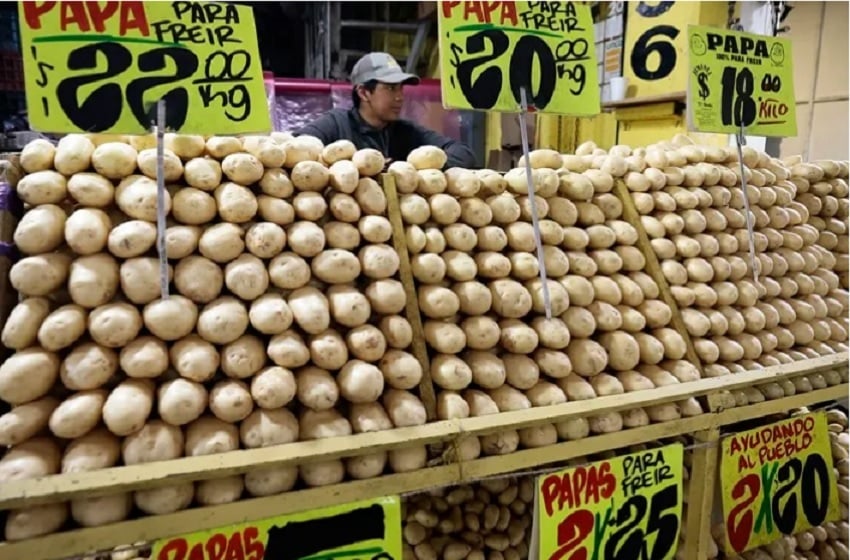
[{"left": 295, "top": 52, "right": 478, "bottom": 169}]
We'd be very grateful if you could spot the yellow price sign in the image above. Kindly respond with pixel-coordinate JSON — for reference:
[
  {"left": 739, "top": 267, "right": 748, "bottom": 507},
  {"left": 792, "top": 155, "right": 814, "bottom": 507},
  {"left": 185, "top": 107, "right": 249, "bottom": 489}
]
[
  {"left": 18, "top": 1, "right": 271, "bottom": 135},
  {"left": 151, "top": 496, "right": 402, "bottom": 560},
  {"left": 687, "top": 25, "right": 797, "bottom": 137},
  {"left": 720, "top": 412, "right": 840, "bottom": 555},
  {"left": 537, "top": 444, "right": 684, "bottom": 560},
  {"left": 437, "top": 1, "right": 599, "bottom": 115}
]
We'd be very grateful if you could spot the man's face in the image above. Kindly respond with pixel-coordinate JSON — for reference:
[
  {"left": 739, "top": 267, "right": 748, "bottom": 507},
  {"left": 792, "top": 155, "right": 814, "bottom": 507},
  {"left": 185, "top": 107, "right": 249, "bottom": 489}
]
[{"left": 362, "top": 82, "right": 405, "bottom": 122}]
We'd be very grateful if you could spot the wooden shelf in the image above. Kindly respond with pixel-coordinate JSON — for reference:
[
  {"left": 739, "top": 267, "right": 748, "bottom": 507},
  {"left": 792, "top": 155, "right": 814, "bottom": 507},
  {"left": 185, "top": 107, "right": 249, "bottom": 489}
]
[{"left": 0, "top": 353, "right": 845, "bottom": 560}]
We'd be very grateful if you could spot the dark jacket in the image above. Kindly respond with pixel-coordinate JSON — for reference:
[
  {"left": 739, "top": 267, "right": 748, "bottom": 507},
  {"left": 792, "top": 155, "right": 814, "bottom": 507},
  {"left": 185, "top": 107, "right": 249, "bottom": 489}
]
[{"left": 295, "top": 107, "right": 478, "bottom": 169}]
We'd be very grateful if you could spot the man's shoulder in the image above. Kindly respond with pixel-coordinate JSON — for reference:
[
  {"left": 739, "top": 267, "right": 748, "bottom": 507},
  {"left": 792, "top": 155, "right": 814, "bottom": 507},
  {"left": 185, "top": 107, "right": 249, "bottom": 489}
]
[
  {"left": 296, "top": 108, "right": 352, "bottom": 138},
  {"left": 313, "top": 108, "right": 352, "bottom": 128}
]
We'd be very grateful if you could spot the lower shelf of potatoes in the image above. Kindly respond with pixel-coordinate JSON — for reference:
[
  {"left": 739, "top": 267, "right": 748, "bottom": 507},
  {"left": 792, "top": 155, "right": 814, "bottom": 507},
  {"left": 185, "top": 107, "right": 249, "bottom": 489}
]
[{"left": 0, "top": 354, "right": 846, "bottom": 560}]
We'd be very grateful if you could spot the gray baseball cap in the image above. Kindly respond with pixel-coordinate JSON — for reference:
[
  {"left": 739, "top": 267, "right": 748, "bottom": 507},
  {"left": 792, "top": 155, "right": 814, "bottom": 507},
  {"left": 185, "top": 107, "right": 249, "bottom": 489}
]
[{"left": 350, "top": 52, "right": 420, "bottom": 85}]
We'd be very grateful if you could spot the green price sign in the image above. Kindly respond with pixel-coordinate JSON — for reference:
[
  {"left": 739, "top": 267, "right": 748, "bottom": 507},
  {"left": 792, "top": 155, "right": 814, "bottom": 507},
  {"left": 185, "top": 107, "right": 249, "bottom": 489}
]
[{"left": 687, "top": 25, "right": 797, "bottom": 137}]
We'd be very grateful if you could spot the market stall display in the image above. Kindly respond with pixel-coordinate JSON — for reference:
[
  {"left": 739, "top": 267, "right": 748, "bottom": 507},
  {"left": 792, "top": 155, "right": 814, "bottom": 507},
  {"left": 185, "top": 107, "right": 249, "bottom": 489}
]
[
  {"left": 0, "top": 132, "right": 438, "bottom": 537},
  {"left": 0, "top": 132, "right": 846, "bottom": 560},
  {"left": 621, "top": 141, "right": 850, "bottom": 401}
]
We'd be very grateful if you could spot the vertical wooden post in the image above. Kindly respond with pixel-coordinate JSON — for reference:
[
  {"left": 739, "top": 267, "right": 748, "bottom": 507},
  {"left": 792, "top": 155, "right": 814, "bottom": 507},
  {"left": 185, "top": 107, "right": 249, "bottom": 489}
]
[
  {"left": 684, "top": 427, "right": 721, "bottom": 559},
  {"left": 382, "top": 173, "right": 437, "bottom": 421},
  {"left": 613, "top": 179, "right": 704, "bottom": 373}
]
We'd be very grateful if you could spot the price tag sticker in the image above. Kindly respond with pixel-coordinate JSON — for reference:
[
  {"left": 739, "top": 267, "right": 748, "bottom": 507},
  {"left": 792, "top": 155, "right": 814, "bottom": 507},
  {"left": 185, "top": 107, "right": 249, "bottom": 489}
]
[
  {"left": 687, "top": 25, "right": 797, "bottom": 137},
  {"left": 721, "top": 412, "right": 841, "bottom": 555},
  {"left": 18, "top": 1, "right": 271, "bottom": 135},
  {"left": 537, "top": 444, "right": 684, "bottom": 560},
  {"left": 437, "top": 1, "right": 599, "bottom": 115},
  {"left": 152, "top": 497, "right": 402, "bottom": 560}
]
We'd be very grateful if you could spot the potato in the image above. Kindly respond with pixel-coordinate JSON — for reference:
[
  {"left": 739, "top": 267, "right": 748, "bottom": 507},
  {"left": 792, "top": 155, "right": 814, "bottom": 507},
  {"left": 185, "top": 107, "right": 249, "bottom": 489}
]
[
  {"left": 172, "top": 187, "right": 217, "bottom": 225},
  {"left": 143, "top": 296, "right": 198, "bottom": 341},
  {"left": 10, "top": 253, "right": 72, "bottom": 297},
  {"left": 221, "top": 152, "right": 264, "bottom": 185},
  {"left": 408, "top": 146, "right": 446, "bottom": 170},
  {"left": 184, "top": 416, "right": 239, "bottom": 457},
  {"left": 214, "top": 182, "right": 257, "bottom": 223},
  {"left": 14, "top": 205, "right": 66, "bottom": 255},
  {"left": 116, "top": 175, "right": 171, "bottom": 222},
  {"left": 0, "top": 396, "right": 60, "bottom": 446},
  {"left": 224, "top": 254, "right": 269, "bottom": 300},
  {"left": 221, "top": 335, "right": 266, "bottom": 379},
  {"left": 107, "top": 220, "right": 157, "bottom": 258},
  {"left": 380, "top": 316, "right": 413, "bottom": 349},
  {"left": 137, "top": 148, "right": 182, "bottom": 182},
  {"left": 197, "top": 297, "right": 249, "bottom": 344},
  {"left": 566, "top": 339, "right": 608, "bottom": 377},
  {"left": 251, "top": 367, "right": 297, "bottom": 409},
  {"left": 102, "top": 379, "right": 155, "bottom": 436},
  {"left": 49, "top": 389, "right": 106, "bottom": 439},
  {"left": 296, "top": 366, "right": 339, "bottom": 411},
  {"left": 184, "top": 157, "right": 223, "bottom": 191},
  {"left": 240, "top": 408, "right": 299, "bottom": 449},
  {"left": 338, "top": 360, "right": 385, "bottom": 403},
  {"left": 166, "top": 224, "right": 202, "bottom": 259},
  {"left": 37, "top": 304, "right": 87, "bottom": 351},
  {"left": 209, "top": 380, "right": 253, "bottom": 423}
]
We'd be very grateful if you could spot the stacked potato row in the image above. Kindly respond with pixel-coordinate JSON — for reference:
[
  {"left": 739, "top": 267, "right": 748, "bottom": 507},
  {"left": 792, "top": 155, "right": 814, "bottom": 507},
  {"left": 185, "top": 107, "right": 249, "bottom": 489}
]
[
  {"left": 394, "top": 145, "right": 704, "bottom": 456},
  {"left": 615, "top": 136, "right": 849, "bottom": 403},
  {"left": 794, "top": 159, "right": 849, "bottom": 292},
  {"left": 713, "top": 408, "right": 849, "bottom": 560},
  {"left": 402, "top": 478, "right": 534, "bottom": 560},
  {"left": 0, "top": 133, "right": 431, "bottom": 539}
]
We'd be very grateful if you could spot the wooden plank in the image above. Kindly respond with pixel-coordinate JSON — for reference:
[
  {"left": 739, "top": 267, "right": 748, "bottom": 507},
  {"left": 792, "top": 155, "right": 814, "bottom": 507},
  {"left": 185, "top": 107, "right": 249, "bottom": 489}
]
[
  {"left": 0, "top": 417, "right": 712, "bottom": 560},
  {"left": 0, "top": 354, "right": 844, "bottom": 509},
  {"left": 717, "top": 384, "right": 850, "bottom": 426},
  {"left": 381, "top": 172, "right": 437, "bottom": 421},
  {"left": 683, "top": 429, "right": 720, "bottom": 560},
  {"left": 613, "top": 179, "right": 706, "bottom": 375},
  {"left": 0, "top": 375, "right": 845, "bottom": 560}
]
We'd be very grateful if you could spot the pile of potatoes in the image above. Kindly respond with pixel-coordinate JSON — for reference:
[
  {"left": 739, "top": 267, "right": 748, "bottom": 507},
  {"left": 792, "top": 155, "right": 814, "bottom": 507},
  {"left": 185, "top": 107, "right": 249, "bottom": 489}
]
[
  {"left": 402, "top": 478, "right": 534, "bottom": 560},
  {"left": 395, "top": 144, "right": 706, "bottom": 457},
  {"left": 713, "top": 407, "right": 849, "bottom": 560},
  {"left": 608, "top": 136, "right": 849, "bottom": 404},
  {"left": 0, "top": 132, "right": 433, "bottom": 540},
  {"left": 796, "top": 159, "right": 849, "bottom": 291}
]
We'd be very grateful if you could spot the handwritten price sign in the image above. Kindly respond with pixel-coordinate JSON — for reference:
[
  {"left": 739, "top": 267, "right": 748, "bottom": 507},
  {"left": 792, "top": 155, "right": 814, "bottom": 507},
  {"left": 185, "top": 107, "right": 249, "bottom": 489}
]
[
  {"left": 687, "top": 25, "right": 797, "bottom": 137},
  {"left": 437, "top": 1, "right": 599, "bottom": 115},
  {"left": 537, "top": 444, "right": 684, "bottom": 560},
  {"left": 153, "top": 497, "right": 401, "bottom": 560},
  {"left": 721, "top": 412, "right": 840, "bottom": 554},
  {"left": 18, "top": 1, "right": 271, "bottom": 135}
]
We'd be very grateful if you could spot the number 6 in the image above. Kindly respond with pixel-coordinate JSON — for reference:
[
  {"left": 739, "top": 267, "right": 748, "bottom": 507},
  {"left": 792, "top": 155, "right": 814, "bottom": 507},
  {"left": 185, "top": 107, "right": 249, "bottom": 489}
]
[{"left": 630, "top": 25, "right": 680, "bottom": 81}]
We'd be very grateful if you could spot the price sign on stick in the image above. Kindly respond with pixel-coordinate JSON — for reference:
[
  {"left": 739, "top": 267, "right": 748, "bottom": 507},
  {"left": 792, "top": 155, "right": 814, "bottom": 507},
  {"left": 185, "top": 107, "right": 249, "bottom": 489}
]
[
  {"left": 687, "top": 25, "right": 797, "bottom": 137},
  {"left": 437, "top": 1, "right": 599, "bottom": 115},
  {"left": 537, "top": 444, "right": 684, "bottom": 560},
  {"left": 720, "top": 412, "right": 840, "bottom": 555},
  {"left": 152, "top": 497, "right": 402, "bottom": 560},
  {"left": 18, "top": 1, "right": 271, "bottom": 135}
]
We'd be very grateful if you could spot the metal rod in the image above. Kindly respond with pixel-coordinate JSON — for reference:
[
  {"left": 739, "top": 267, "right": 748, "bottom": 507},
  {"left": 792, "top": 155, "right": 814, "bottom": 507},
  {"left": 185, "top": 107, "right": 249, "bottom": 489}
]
[
  {"left": 518, "top": 87, "right": 552, "bottom": 320},
  {"left": 155, "top": 100, "right": 170, "bottom": 299},
  {"left": 735, "top": 122, "right": 759, "bottom": 283}
]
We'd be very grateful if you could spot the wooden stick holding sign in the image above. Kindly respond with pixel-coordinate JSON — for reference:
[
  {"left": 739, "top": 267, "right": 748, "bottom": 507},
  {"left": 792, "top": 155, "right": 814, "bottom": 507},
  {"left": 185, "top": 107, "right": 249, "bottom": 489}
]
[
  {"left": 518, "top": 87, "right": 552, "bottom": 320},
  {"left": 154, "top": 100, "right": 170, "bottom": 300}
]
